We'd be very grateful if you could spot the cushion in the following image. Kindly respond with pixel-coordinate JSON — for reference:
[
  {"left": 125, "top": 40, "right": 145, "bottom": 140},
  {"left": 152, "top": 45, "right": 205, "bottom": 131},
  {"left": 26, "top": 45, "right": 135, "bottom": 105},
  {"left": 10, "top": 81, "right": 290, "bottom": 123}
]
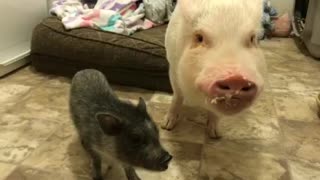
[{"left": 30, "top": 17, "right": 172, "bottom": 92}]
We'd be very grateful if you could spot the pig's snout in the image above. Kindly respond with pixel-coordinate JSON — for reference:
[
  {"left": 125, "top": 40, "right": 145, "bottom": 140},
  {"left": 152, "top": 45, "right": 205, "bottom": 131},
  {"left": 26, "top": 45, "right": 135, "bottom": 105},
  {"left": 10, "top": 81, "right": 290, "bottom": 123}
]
[
  {"left": 198, "top": 74, "right": 259, "bottom": 114},
  {"left": 212, "top": 75, "right": 257, "bottom": 98},
  {"left": 158, "top": 151, "right": 172, "bottom": 170}
]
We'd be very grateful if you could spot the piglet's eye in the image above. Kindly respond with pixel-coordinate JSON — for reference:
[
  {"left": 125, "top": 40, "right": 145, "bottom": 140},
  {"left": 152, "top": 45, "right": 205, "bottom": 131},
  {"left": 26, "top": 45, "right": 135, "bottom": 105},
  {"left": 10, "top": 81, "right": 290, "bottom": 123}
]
[{"left": 130, "top": 134, "right": 142, "bottom": 144}]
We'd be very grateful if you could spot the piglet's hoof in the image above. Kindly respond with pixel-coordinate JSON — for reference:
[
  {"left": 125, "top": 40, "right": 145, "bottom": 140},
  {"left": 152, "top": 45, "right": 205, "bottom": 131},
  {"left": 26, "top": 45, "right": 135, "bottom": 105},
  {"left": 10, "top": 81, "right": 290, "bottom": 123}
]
[
  {"left": 127, "top": 176, "right": 141, "bottom": 180},
  {"left": 93, "top": 177, "right": 103, "bottom": 180}
]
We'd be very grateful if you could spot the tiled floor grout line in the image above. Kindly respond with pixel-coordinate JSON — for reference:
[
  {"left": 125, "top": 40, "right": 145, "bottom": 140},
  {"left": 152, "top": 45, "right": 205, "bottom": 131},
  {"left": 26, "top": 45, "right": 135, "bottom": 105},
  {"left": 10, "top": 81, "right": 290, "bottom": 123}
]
[
  {"left": 273, "top": 114, "right": 292, "bottom": 179},
  {"left": 0, "top": 160, "right": 19, "bottom": 166}
]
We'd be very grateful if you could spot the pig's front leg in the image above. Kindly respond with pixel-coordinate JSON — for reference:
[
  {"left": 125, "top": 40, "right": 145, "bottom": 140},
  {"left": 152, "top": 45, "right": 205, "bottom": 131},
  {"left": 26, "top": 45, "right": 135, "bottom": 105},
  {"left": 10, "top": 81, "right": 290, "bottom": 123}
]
[
  {"left": 162, "top": 68, "right": 184, "bottom": 130},
  {"left": 124, "top": 166, "right": 141, "bottom": 180},
  {"left": 207, "top": 112, "right": 221, "bottom": 139},
  {"left": 161, "top": 94, "right": 184, "bottom": 130}
]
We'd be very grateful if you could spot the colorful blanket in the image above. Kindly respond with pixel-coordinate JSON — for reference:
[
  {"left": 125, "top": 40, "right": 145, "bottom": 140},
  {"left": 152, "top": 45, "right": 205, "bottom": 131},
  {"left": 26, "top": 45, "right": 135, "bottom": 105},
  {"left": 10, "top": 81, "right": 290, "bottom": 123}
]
[{"left": 50, "top": 0, "right": 157, "bottom": 35}]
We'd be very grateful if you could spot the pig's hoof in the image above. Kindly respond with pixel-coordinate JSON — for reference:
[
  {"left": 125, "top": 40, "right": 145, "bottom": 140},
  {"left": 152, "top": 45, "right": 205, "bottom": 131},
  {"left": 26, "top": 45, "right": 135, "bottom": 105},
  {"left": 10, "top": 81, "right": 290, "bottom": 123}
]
[
  {"left": 207, "top": 129, "right": 221, "bottom": 140},
  {"left": 161, "top": 113, "right": 181, "bottom": 130}
]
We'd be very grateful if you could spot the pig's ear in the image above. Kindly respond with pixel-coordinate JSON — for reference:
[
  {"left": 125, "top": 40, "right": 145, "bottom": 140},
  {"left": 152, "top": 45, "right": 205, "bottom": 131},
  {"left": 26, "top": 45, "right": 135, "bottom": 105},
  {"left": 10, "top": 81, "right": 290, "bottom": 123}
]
[
  {"left": 178, "top": 0, "right": 201, "bottom": 21},
  {"left": 137, "top": 97, "right": 147, "bottom": 112},
  {"left": 96, "top": 112, "right": 123, "bottom": 136}
]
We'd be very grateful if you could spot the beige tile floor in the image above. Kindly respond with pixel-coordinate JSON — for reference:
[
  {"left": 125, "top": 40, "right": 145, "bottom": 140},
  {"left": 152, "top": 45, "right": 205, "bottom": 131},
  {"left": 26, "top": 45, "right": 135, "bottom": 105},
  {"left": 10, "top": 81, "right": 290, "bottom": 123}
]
[{"left": 0, "top": 38, "right": 320, "bottom": 180}]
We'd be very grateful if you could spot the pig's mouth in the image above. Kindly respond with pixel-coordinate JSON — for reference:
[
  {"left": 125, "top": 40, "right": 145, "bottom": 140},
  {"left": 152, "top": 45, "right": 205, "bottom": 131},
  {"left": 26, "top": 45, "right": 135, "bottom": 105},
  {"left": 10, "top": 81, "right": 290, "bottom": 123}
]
[{"left": 206, "top": 94, "right": 254, "bottom": 115}]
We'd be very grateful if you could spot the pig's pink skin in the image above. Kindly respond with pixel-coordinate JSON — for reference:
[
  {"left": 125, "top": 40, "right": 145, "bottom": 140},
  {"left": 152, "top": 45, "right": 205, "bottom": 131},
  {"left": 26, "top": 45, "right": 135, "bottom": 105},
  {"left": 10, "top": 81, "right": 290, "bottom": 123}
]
[
  {"left": 195, "top": 65, "right": 256, "bottom": 96},
  {"left": 162, "top": 0, "right": 268, "bottom": 138}
]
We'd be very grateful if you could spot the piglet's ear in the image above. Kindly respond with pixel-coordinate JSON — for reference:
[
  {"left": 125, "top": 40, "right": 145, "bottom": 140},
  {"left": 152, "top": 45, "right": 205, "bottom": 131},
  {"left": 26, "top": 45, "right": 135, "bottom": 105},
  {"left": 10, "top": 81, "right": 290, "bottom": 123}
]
[
  {"left": 137, "top": 97, "right": 147, "bottom": 112},
  {"left": 95, "top": 112, "right": 123, "bottom": 136}
]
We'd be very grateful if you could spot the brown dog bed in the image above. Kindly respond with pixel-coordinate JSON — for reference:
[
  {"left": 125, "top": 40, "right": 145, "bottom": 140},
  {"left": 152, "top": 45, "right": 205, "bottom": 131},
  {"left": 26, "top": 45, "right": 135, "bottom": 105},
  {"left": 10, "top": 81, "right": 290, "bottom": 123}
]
[{"left": 30, "top": 17, "right": 172, "bottom": 92}]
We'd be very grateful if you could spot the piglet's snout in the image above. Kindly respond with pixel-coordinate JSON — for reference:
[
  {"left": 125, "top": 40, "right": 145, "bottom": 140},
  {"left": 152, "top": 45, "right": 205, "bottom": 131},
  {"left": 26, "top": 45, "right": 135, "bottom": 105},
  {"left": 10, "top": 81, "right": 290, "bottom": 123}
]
[
  {"left": 158, "top": 151, "right": 172, "bottom": 170},
  {"left": 212, "top": 75, "right": 257, "bottom": 98}
]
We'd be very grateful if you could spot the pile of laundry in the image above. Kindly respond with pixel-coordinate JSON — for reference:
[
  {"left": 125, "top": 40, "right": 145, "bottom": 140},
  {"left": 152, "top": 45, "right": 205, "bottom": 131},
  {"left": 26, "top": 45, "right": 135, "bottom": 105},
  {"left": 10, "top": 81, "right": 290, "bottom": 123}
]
[
  {"left": 259, "top": 0, "right": 292, "bottom": 39},
  {"left": 259, "top": 0, "right": 278, "bottom": 39},
  {"left": 50, "top": 0, "right": 174, "bottom": 35},
  {"left": 51, "top": 0, "right": 291, "bottom": 38}
]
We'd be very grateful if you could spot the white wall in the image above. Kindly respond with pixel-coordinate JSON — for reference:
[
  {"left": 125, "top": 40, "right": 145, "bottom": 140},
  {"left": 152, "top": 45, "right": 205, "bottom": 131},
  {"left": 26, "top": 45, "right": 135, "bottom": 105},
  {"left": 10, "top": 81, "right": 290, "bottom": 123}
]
[
  {"left": 0, "top": 1, "right": 47, "bottom": 51},
  {"left": 0, "top": 0, "right": 48, "bottom": 76},
  {"left": 270, "top": 0, "right": 295, "bottom": 15}
]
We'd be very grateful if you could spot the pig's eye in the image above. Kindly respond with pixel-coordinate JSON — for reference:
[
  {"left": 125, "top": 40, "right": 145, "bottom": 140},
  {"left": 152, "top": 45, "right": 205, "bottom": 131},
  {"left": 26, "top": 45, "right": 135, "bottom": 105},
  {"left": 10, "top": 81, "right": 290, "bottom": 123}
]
[
  {"left": 192, "top": 31, "right": 207, "bottom": 48},
  {"left": 251, "top": 35, "right": 255, "bottom": 43},
  {"left": 248, "top": 34, "right": 257, "bottom": 47},
  {"left": 196, "top": 34, "right": 204, "bottom": 43}
]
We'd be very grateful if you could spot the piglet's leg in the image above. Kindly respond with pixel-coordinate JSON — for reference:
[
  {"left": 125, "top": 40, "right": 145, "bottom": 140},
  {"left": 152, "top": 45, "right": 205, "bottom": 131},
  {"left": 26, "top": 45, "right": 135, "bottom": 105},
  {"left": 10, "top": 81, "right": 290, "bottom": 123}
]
[
  {"left": 81, "top": 140, "right": 104, "bottom": 180},
  {"left": 207, "top": 112, "right": 221, "bottom": 139},
  {"left": 124, "top": 166, "right": 141, "bottom": 180}
]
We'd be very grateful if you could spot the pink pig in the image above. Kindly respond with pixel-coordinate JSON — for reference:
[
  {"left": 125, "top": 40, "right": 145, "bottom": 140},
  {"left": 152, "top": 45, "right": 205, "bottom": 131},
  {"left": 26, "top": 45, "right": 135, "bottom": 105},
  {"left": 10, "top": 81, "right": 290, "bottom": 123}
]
[{"left": 162, "top": 0, "right": 268, "bottom": 138}]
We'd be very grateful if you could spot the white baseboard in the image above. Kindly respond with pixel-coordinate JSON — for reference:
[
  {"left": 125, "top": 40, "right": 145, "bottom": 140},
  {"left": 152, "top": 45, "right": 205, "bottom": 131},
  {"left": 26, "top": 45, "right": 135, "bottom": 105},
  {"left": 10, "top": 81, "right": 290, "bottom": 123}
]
[{"left": 0, "top": 41, "right": 31, "bottom": 77}]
